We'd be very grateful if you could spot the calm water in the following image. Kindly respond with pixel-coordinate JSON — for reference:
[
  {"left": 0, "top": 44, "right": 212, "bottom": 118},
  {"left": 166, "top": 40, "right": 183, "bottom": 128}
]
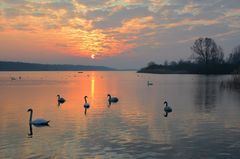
[{"left": 0, "top": 71, "right": 240, "bottom": 158}]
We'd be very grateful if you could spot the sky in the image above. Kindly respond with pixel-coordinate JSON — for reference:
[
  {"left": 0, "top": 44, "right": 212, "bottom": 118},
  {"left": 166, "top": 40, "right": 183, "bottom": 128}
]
[{"left": 0, "top": 0, "right": 240, "bottom": 69}]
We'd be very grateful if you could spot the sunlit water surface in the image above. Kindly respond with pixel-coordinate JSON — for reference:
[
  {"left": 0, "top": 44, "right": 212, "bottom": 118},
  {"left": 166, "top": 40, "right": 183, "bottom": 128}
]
[{"left": 0, "top": 71, "right": 240, "bottom": 158}]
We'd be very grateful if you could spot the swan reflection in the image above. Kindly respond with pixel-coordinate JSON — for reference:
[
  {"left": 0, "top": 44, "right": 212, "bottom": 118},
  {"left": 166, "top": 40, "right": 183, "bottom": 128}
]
[
  {"left": 28, "top": 123, "right": 33, "bottom": 138},
  {"left": 84, "top": 107, "right": 89, "bottom": 115}
]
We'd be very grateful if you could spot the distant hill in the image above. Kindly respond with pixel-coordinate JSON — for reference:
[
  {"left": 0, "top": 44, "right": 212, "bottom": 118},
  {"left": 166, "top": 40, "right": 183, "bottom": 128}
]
[{"left": 0, "top": 61, "right": 116, "bottom": 71}]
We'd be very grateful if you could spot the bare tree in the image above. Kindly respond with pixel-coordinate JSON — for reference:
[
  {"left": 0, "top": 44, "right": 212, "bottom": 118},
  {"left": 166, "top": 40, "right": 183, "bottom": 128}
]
[
  {"left": 147, "top": 61, "right": 157, "bottom": 67},
  {"left": 191, "top": 37, "right": 224, "bottom": 73},
  {"left": 228, "top": 44, "right": 240, "bottom": 65}
]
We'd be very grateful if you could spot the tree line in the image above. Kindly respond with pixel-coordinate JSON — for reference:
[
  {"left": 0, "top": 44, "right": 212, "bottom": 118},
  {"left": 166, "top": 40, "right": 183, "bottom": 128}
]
[{"left": 138, "top": 37, "right": 240, "bottom": 74}]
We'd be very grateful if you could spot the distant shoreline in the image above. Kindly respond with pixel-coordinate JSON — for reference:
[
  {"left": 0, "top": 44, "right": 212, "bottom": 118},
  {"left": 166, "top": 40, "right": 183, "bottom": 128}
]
[
  {"left": 137, "top": 71, "right": 232, "bottom": 75},
  {"left": 137, "top": 69, "right": 189, "bottom": 74},
  {"left": 137, "top": 69, "right": 233, "bottom": 75},
  {"left": 0, "top": 61, "right": 116, "bottom": 71},
  {"left": 137, "top": 62, "right": 238, "bottom": 75}
]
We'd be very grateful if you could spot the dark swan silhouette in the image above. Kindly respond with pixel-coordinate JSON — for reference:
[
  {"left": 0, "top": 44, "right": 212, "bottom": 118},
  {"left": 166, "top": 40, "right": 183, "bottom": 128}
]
[
  {"left": 84, "top": 96, "right": 90, "bottom": 108},
  {"left": 27, "top": 108, "right": 50, "bottom": 126},
  {"left": 57, "top": 95, "right": 66, "bottom": 104},
  {"left": 163, "top": 101, "right": 172, "bottom": 117},
  {"left": 107, "top": 94, "right": 119, "bottom": 106},
  {"left": 83, "top": 96, "right": 90, "bottom": 115}
]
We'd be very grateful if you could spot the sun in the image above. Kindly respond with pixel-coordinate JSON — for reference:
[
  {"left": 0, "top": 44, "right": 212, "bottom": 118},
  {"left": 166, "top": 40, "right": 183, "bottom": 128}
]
[{"left": 91, "top": 54, "right": 95, "bottom": 59}]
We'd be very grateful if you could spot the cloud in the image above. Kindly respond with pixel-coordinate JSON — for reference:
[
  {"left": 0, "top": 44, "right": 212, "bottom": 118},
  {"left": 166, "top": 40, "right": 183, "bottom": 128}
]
[
  {"left": 12, "top": 23, "right": 33, "bottom": 31},
  {"left": 93, "top": 6, "right": 152, "bottom": 29},
  {"left": 177, "top": 2, "right": 201, "bottom": 16},
  {"left": 75, "top": 0, "right": 109, "bottom": 6},
  {"left": 46, "top": 1, "right": 74, "bottom": 10},
  {"left": 3, "top": 8, "right": 21, "bottom": 18}
]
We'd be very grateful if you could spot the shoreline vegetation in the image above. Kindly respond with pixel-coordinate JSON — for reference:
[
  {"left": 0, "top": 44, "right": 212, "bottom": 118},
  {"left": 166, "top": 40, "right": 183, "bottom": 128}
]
[
  {"left": 137, "top": 61, "right": 235, "bottom": 74},
  {"left": 0, "top": 61, "right": 115, "bottom": 71},
  {"left": 138, "top": 37, "right": 240, "bottom": 75}
]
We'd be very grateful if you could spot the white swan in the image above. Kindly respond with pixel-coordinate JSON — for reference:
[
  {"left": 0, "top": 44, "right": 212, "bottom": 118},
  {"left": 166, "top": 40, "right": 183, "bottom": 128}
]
[
  {"left": 27, "top": 108, "right": 50, "bottom": 126},
  {"left": 107, "top": 94, "right": 119, "bottom": 103},
  {"left": 57, "top": 95, "right": 65, "bottom": 103},
  {"left": 147, "top": 81, "right": 153, "bottom": 86},
  {"left": 84, "top": 96, "right": 90, "bottom": 108},
  {"left": 164, "top": 101, "right": 172, "bottom": 112},
  {"left": 164, "top": 101, "right": 172, "bottom": 117}
]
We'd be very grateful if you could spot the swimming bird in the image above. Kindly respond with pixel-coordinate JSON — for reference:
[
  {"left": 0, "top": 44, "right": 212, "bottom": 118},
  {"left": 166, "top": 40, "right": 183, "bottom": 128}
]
[
  {"left": 11, "top": 77, "right": 16, "bottom": 80},
  {"left": 27, "top": 108, "right": 50, "bottom": 126},
  {"left": 84, "top": 96, "right": 90, "bottom": 108},
  {"left": 107, "top": 94, "right": 119, "bottom": 103},
  {"left": 57, "top": 95, "right": 66, "bottom": 103},
  {"left": 147, "top": 81, "right": 153, "bottom": 86},
  {"left": 163, "top": 101, "right": 172, "bottom": 117}
]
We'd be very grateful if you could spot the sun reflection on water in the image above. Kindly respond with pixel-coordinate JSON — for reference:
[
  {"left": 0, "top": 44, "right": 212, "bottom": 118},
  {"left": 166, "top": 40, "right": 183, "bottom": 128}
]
[{"left": 91, "top": 76, "right": 95, "bottom": 98}]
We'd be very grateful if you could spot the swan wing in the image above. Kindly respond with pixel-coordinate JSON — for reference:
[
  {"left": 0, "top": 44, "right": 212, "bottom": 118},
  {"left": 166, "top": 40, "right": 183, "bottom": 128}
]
[
  {"left": 111, "top": 97, "right": 119, "bottom": 102},
  {"left": 59, "top": 98, "right": 66, "bottom": 103},
  {"left": 32, "top": 118, "right": 50, "bottom": 125},
  {"left": 164, "top": 106, "right": 172, "bottom": 112},
  {"left": 168, "top": 107, "right": 172, "bottom": 112},
  {"left": 84, "top": 103, "right": 90, "bottom": 108}
]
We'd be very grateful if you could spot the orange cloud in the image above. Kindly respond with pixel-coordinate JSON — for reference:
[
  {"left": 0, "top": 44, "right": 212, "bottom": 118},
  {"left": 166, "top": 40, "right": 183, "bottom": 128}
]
[
  {"left": 113, "top": 16, "right": 157, "bottom": 34},
  {"left": 0, "top": 3, "right": 136, "bottom": 58}
]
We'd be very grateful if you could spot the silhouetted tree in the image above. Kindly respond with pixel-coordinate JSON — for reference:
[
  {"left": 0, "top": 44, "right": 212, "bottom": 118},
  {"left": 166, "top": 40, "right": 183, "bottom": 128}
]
[
  {"left": 191, "top": 37, "right": 224, "bottom": 74},
  {"left": 147, "top": 61, "right": 156, "bottom": 67},
  {"left": 228, "top": 44, "right": 240, "bottom": 65},
  {"left": 170, "top": 61, "right": 177, "bottom": 66},
  {"left": 145, "top": 61, "right": 160, "bottom": 70},
  {"left": 164, "top": 60, "right": 169, "bottom": 66}
]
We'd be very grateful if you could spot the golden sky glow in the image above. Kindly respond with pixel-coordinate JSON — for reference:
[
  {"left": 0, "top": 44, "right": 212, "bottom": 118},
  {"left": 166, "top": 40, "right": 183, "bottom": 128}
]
[{"left": 0, "top": 0, "right": 240, "bottom": 68}]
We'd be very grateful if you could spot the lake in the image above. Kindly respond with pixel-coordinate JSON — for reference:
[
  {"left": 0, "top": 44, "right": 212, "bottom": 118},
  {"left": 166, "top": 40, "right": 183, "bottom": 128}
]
[{"left": 0, "top": 71, "right": 240, "bottom": 158}]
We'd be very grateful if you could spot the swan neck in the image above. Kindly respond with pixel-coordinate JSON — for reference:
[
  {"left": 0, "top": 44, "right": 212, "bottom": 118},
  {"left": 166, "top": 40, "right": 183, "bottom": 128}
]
[
  {"left": 108, "top": 95, "right": 111, "bottom": 100},
  {"left": 29, "top": 111, "right": 33, "bottom": 124},
  {"left": 84, "top": 97, "right": 87, "bottom": 103}
]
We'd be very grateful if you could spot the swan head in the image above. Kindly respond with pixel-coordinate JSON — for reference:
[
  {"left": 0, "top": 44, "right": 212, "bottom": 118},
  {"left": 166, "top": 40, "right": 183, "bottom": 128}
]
[
  {"left": 27, "top": 108, "right": 33, "bottom": 112},
  {"left": 84, "top": 96, "right": 88, "bottom": 99},
  {"left": 57, "top": 95, "right": 60, "bottom": 97},
  {"left": 107, "top": 94, "right": 111, "bottom": 97},
  {"left": 164, "top": 101, "right": 168, "bottom": 105}
]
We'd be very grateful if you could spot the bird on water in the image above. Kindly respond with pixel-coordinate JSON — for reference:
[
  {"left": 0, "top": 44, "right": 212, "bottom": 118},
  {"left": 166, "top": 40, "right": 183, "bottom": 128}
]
[
  {"left": 163, "top": 101, "right": 172, "bottom": 117},
  {"left": 27, "top": 108, "right": 50, "bottom": 126}
]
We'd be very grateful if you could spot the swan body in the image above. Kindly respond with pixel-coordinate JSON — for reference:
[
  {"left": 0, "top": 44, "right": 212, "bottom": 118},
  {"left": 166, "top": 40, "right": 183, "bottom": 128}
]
[
  {"left": 163, "top": 101, "right": 172, "bottom": 117},
  {"left": 107, "top": 94, "right": 119, "bottom": 103},
  {"left": 31, "top": 119, "right": 50, "bottom": 125},
  {"left": 164, "top": 101, "right": 172, "bottom": 113},
  {"left": 84, "top": 96, "right": 90, "bottom": 108},
  {"left": 147, "top": 81, "right": 153, "bottom": 86},
  {"left": 27, "top": 108, "right": 50, "bottom": 126},
  {"left": 57, "top": 95, "right": 66, "bottom": 103}
]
